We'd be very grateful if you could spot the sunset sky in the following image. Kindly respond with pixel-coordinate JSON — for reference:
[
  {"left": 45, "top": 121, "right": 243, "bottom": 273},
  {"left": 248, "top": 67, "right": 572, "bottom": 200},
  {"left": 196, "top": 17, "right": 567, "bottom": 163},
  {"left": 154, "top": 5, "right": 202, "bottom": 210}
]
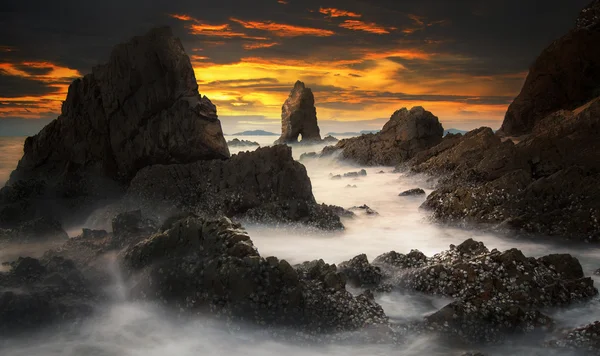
[{"left": 0, "top": 0, "right": 590, "bottom": 135}]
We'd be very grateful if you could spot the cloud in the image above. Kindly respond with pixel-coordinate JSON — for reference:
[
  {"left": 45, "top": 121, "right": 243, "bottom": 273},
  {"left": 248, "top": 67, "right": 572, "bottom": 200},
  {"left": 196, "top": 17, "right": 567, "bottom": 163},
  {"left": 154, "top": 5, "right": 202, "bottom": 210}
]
[
  {"left": 339, "top": 20, "right": 392, "bottom": 34},
  {"left": 319, "top": 7, "right": 361, "bottom": 18},
  {"left": 243, "top": 42, "right": 280, "bottom": 50},
  {"left": 230, "top": 18, "right": 335, "bottom": 37}
]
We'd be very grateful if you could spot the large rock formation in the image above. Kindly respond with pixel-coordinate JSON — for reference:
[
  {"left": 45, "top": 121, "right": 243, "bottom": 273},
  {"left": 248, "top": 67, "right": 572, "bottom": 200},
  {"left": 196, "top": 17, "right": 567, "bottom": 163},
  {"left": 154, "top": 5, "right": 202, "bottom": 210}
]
[
  {"left": 121, "top": 145, "right": 345, "bottom": 229},
  {"left": 500, "top": 0, "right": 600, "bottom": 136},
  {"left": 275, "top": 81, "right": 322, "bottom": 144},
  {"left": 327, "top": 107, "right": 444, "bottom": 166},
  {"left": 121, "top": 216, "right": 387, "bottom": 332},
  {"left": 0, "top": 27, "right": 229, "bottom": 226}
]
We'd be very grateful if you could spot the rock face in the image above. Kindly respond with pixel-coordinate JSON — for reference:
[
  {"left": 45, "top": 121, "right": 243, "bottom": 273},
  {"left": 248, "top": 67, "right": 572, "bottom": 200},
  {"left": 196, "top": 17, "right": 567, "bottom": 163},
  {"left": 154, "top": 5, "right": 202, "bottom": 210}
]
[
  {"left": 330, "top": 107, "right": 444, "bottom": 166},
  {"left": 413, "top": 99, "right": 600, "bottom": 241},
  {"left": 121, "top": 216, "right": 387, "bottom": 332},
  {"left": 275, "top": 81, "right": 322, "bottom": 144},
  {"left": 342, "top": 239, "right": 597, "bottom": 343},
  {"left": 227, "top": 138, "right": 259, "bottom": 147},
  {"left": 500, "top": 0, "right": 600, "bottom": 136},
  {"left": 123, "top": 145, "right": 344, "bottom": 229},
  {"left": 1, "top": 27, "right": 229, "bottom": 226}
]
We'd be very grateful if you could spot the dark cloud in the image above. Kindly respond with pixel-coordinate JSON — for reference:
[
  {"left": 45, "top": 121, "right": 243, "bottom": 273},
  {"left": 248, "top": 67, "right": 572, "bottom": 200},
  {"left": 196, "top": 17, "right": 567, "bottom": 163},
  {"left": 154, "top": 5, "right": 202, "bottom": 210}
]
[{"left": 0, "top": 74, "right": 57, "bottom": 97}]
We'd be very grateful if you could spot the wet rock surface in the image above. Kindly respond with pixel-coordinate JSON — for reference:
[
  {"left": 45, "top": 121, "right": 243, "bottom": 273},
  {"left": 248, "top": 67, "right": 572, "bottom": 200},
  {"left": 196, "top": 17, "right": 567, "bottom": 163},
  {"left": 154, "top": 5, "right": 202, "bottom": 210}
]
[
  {"left": 121, "top": 216, "right": 387, "bottom": 332},
  {"left": 275, "top": 81, "right": 322, "bottom": 144},
  {"left": 349, "top": 204, "right": 379, "bottom": 216},
  {"left": 124, "top": 145, "right": 344, "bottom": 230},
  {"left": 331, "top": 107, "right": 443, "bottom": 166},
  {"left": 0, "top": 27, "right": 229, "bottom": 227},
  {"left": 548, "top": 321, "right": 600, "bottom": 353},
  {"left": 343, "top": 239, "right": 597, "bottom": 343}
]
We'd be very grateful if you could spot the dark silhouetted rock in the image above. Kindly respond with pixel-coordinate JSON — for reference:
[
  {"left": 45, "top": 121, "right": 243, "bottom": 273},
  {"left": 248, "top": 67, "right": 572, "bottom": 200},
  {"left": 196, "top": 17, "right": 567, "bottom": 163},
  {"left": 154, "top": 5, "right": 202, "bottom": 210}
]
[
  {"left": 0, "top": 256, "right": 96, "bottom": 335},
  {"left": 0, "top": 217, "right": 68, "bottom": 243},
  {"left": 349, "top": 205, "right": 378, "bottom": 215},
  {"left": 500, "top": 1, "right": 600, "bottom": 136},
  {"left": 398, "top": 188, "right": 425, "bottom": 197},
  {"left": 332, "top": 107, "right": 444, "bottom": 166},
  {"left": 275, "top": 81, "right": 322, "bottom": 144},
  {"left": 1, "top": 27, "right": 229, "bottom": 227},
  {"left": 330, "top": 174, "right": 342, "bottom": 180},
  {"left": 124, "top": 145, "right": 344, "bottom": 230},
  {"left": 121, "top": 216, "right": 387, "bottom": 332},
  {"left": 227, "top": 138, "right": 259, "bottom": 147},
  {"left": 343, "top": 169, "right": 367, "bottom": 178},
  {"left": 322, "top": 135, "right": 338, "bottom": 143},
  {"left": 338, "top": 254, "right": 383, "bottom": 288},
  {"left": 299, "top": 152, "right": 317, "bottom": 161}
]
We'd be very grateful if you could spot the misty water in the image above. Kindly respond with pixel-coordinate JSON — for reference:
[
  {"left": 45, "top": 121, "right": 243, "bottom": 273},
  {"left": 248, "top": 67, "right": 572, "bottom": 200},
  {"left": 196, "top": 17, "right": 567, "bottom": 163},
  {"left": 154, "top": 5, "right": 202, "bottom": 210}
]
[{"left": 1, "top": 135, "right": 599, "bottom": 355}]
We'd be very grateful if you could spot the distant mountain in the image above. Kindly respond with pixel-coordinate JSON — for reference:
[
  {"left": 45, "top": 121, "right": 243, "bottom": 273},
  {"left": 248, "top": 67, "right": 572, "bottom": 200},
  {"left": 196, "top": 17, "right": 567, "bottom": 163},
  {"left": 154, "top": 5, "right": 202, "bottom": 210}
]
[
  {"left": 231, "top": 130, "right": 278, "bottom": 136},
  {"left": 326, "top": 130, "right": 380, "bottom": 136},
  {"left": 444, "top": 128, "right": 468, "bottom": 136}
]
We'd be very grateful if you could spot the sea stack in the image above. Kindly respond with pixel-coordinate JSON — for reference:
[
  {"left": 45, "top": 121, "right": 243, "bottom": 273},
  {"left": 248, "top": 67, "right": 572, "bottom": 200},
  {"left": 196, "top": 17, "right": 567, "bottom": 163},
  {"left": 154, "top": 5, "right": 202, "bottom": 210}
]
[{"left": 275, "top": 81, "right": 322, "bottom": 144}]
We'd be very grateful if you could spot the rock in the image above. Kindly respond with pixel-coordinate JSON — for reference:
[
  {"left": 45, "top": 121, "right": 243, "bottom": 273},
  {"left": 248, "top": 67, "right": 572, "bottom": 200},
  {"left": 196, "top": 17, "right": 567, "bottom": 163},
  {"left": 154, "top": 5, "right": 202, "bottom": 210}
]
[
  {"left": 376, "top": 171, "right": 385, "bottom": 174},
  {"left": 111, "top": 210, "right": 158, "bottom": 246},
  {"left": 349, "top": 205, "right": 379, "bottom": 215},
  {"left": 338, "top": 254, "right": 383, "bottom": 288},
  {"left": 398, "top": 188, "right": 426, "bottom": 197},
  {"left": 330, "top": 174, "right": 342, "bottom": 180},
  {"left": 343, "top": 169, "right": 367, "bottom": 178},
  {"left": 595, "top": 268, "right": 600, "bottom": 275},
  {"left": 322, "top": 135, "right": 338, "bottom": 143},
  {"left": 299, "top": 152, "right": 317, "bottom": 161},
  {"left": 425, "top": 298, "right": 554, "bottom": 344},
  {"left": 0, "top": 217, "right": 69, "bottom": 243},
  {"left": 500, "top": 1, "right": 600, "bottom": 136},
  {"left": 0, "top": 256, "right": 97, "bottom": 335},
  {"left": 346, "top": 185, "right": 357, "bottom": 188},
  {"left": 331, "top": 107, "right": 444, "bottom": 166},
  {"left": 548, "top": 321, "right": 600, "bottom": 352},
  {"left": 227, "top": 138, "right": 259, "bottom": 147},
  {"left": 275, "top": 81, "right": 322, "bottom": 144},
  {"left": 1, "top": 27, "right": 229, "bottom": 226},
  {"left": 121, "top": 216, "right": 387, "bottom": 332},
  {"left": 124, "top": 145, "right": 344, "bottom": 230}
]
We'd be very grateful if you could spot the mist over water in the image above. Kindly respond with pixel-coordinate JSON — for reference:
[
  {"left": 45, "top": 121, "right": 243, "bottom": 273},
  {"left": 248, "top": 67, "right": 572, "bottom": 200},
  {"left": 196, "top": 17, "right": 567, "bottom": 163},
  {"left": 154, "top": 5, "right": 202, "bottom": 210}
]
[{"left": 1, "top": 135, "right": 599, "bottom": 355}]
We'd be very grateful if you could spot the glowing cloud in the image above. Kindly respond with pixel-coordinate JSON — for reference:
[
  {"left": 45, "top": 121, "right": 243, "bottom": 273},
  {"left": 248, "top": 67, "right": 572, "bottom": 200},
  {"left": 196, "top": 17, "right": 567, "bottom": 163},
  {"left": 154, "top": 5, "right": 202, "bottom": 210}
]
[
  {"left": 230, "top": 18, "right": 334, "bottom": 37},
  {"left": 339, "top": 20, "right": 391, "bottom": 34},
  {"left": 243, "top": 42, "right": 280, "bottom": 50},
  {"left": 319, "top": 7, "right": 362, "bottom": 18}
]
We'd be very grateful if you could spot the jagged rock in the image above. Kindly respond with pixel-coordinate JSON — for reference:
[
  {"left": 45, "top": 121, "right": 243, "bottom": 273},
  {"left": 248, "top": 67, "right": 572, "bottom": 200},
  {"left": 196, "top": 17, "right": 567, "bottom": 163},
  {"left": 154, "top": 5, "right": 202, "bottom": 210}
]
[
  {"left": 548, "top": 321, "right": 600, "bottom": 352},
  {"left": 364, "top": 239, "right": 597, "bottom": 344},
  {"left": 418, "top": 100, "right": 600, "bottom": 241},
  {"left": 322, "top": 135, "right": 338, "bottom": 143},
  {"left": 0, "top": 256, "right": 97, "bottom": 335},
  {"left": 275, "top": 81, "right": 321, "bottom": 144},
  {"left": 349, "top": 205, "right": 379, "bottom": 215},
  {"left": 227, "top": 138, "right": 259, "bottom": 147},
  {"left": 331, "top": 107, "right": 444, "bottom": 166},
  {"left": 240, "top": 201, "right": 346, "bottom": 230},
  {"left": 343, "top": 169, "right": 367, "bottom": 178},
  {"left": 500, "top": 1, "right": 600, "bottom": 136},
  {"left": 123, "top": 145, "right": 344, "bottom": 230},
  {"left": 121, "top": 216, "right": 387, "bottom": 332},
  {"left": 111, "top": 210, "right": 158, "bottom": 246},
  {"left": 398, "top": 188, "right": 425, "bottom": 197},
  {"left": 338, "top": 254, "right": 383, "bottom": 288},
  {"left": 0, "top": 27, "right": 229, "bottom": 227}
]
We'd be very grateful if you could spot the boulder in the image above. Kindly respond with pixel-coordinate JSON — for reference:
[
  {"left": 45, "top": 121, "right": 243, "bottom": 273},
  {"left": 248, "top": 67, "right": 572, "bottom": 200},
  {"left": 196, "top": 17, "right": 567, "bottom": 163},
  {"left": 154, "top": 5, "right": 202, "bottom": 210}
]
[
  {"left": 120, "top": 216, "right": 387, "bottom": 332},
  {"left": 0, "top": 27, "right": 229, "bottom": 226},
  {"left": 398, "top": 188, "right": 425, "bottom": 197},
  {"left": 500, "top": 0, "right": 600, "bottom": 136},
  {"left": 275, "top": 81, "right": 322, "bottom": 144},
  {"left": 332, "top": 107, "right": 444, "bottom": 166},
  {"left": 548, "top": 321, "right": 600, "bottom": 352},
  {"left": 343, "top": 169, "right": 367, "bottom": 178},
  {"left": 322, "top": 135, "right": 339, "bottom": 143},
  {"left": 338, "top": 254, "right": 383, "bottom": 288},
  {"left": 123, "top": 145, "right": 344, "bottom": 229},
  {"left": 349, "top": 205, "right": 379, "bottom": 216}
]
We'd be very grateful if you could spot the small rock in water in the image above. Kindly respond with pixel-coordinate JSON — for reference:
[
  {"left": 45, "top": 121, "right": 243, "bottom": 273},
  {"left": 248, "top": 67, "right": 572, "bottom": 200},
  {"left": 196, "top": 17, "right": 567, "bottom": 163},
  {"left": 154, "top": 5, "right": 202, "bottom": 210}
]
[
  {"left": 331, "top": 174, "right": 342, "bottom": 180},
  {"left": 594, "top": 268, "right": 600, "bottom": 275},
  {"left": 299, "top": 152, "right": 318, "bottom": 161},
  {"left": 398, "top": 188, "right": 426, "bottom": 196},
  {"left": 376, "top": 171, "right": 385, "bottom": 174},
  {"left": 345, "top": 185, "right": 357, "bottom": 188},
  {"left": 343, "top": 169, "right": 367, "bottom": 178},
  {"left": 349, "top": 204, "right": 379, "bottom": 215}
]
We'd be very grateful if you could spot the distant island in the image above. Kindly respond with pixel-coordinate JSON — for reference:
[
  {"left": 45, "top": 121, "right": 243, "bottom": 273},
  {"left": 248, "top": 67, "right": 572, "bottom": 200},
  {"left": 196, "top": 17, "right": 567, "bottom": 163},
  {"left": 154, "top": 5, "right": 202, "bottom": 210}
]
[
  {"left": 444, "top": 128, "right": 468, "bottom": 136},
  {"left": 231, "top": 130, "right": 278, "bottom": 136},
  {"left": 326, "top": 130, "right": 380, "bottom": 136}
]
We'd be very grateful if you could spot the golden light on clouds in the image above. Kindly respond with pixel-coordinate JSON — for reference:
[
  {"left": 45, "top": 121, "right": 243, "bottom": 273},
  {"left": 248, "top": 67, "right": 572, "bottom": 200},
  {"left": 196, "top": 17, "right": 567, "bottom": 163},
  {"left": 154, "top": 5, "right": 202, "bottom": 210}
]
[
  {"left": 339, "top": 20, "right": 391, "bottom": 34},
  {"left": 243, "top": 42, "right": 280, "bottom": 50},
  {"left": 319, "top": 7, "right": 362, "bottom": 18},
  {"left": 230, "top": 18, "right": 335, "bottom": 37}
]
